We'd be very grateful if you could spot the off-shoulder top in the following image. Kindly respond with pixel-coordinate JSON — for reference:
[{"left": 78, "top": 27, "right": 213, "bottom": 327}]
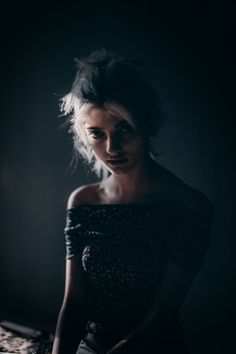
[{"left": 64, "top": 203, "right": 213, "bottom": 341}]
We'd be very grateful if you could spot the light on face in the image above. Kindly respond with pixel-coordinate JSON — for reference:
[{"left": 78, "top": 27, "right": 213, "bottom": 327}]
[{"left": 83, "top": 107, "right": 138, "bottom": 146}]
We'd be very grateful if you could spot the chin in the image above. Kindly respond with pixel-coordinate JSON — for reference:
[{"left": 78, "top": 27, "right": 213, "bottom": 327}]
[
  {"left": 107, "top": 164, "right": 134, "bottom": 176},
  {"left": 100, "top": 158, "right": 137, "bottom": 176},
  {"left": 110, "top": 169, "right": 128, "bottom": 176}
]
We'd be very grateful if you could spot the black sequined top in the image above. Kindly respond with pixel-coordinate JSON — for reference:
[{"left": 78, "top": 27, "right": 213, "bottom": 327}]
[{"left": 64, "top": 203, "right": 213, "bottom": 346}]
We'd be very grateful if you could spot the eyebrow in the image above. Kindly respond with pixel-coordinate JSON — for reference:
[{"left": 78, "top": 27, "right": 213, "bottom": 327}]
[{"left": 85, "top": 120, "right": 130, "bottom": 130}]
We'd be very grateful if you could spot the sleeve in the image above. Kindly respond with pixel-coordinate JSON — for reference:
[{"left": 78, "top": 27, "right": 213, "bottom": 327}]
[
  {"left": 64, "top": 208, "right": 86, "bottom": 260},
  {"left": 168, "top": 205, "right": 214, "bottom": 270}
]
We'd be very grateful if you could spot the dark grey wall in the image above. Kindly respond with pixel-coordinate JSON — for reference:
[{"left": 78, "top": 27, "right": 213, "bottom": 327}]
[{"left": 1, "top": 1, "right": 235, "bottom": 353}]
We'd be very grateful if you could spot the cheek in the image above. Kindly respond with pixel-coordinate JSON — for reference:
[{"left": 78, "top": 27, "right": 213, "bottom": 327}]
[
  {"left": 89, "top": 140, "right": 105, "bottom": 157},
  {"left": 125, "top": 136, "right": 145, "bottom": 152}
]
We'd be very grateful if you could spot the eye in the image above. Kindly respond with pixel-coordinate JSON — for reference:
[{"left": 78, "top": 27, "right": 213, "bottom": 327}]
[
  {"left": 119, "top": 127, "right": 129, "bottom": 134},
  {"left": 89, "top": 130, "right": 105, "bottom": 139},
  {"left": 118, "top": 122, "right": 135, "bottom": 135}
]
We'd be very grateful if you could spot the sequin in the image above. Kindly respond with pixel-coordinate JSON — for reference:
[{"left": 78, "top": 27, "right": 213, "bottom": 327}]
[{"left": 64, "top": 204, "right": 213, "bottom": 330}]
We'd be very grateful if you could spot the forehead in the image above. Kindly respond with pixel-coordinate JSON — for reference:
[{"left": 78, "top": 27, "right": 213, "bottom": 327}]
[{"left": 83, "top": 106, "right": 133, "bottom": 128}]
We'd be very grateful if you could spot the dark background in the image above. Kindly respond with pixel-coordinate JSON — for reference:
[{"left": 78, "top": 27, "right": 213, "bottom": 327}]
[{"left": 0, "top": 1, "right": 235, "bottom": 353}]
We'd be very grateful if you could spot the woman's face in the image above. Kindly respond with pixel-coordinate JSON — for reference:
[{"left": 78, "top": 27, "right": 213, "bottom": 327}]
[{"left": 81, "top": 106, "right": 148, "bottom": 175}]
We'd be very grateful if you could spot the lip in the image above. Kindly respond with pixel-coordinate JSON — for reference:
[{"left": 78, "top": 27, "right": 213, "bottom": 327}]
[{"left": 106, "top": 158, "right": 128, "bottom": 166}]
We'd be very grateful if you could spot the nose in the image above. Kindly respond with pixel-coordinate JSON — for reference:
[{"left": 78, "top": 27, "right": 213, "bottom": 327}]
[{"left": 106, "top": 134, "right": 122, "bottom": 156}]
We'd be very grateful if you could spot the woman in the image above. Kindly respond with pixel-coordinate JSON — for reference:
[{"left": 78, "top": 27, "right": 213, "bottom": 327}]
[{"left": 52, "top": 49, "right": 213, "bottom": 354}]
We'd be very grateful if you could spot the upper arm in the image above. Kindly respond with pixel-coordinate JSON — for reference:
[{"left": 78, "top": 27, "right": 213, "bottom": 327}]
[
  {"left": 62, "top": 188, "right": 92, "bottom": 308},
  {"left": 63, "top": 257, "right": 90, "bottom": 310}
]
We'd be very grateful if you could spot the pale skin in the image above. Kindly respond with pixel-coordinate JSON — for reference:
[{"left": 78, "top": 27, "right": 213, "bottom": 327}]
[{"left": 52, "top": 107, "right": 211, "bottom": 354}]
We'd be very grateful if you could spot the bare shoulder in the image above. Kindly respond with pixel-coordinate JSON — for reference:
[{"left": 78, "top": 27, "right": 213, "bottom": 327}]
[{"left": 67, "top": 183, "right": 101, "bottom": 209}]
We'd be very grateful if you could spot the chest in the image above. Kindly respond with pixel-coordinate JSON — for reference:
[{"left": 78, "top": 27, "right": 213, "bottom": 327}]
[{"left": 80, "top": 211, "right": 174, "bottom": 290}]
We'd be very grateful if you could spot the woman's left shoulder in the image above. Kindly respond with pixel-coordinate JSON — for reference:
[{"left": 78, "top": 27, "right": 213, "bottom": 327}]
[
  {"left": 178, "top": 183, "right": 212, "bottom": 212},
  {"left": 158, "top": 167, "right": 213, "bottom": 212}
]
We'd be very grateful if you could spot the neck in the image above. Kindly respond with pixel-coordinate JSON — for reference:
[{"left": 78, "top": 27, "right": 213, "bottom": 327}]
[{"left": 101, "top": 156, "right": 160, "bottom": 203}]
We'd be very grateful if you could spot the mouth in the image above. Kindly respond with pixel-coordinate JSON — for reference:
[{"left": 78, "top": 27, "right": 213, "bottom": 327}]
[{"left": 106, "top": 158, "right": 128, "bottom": 166}]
